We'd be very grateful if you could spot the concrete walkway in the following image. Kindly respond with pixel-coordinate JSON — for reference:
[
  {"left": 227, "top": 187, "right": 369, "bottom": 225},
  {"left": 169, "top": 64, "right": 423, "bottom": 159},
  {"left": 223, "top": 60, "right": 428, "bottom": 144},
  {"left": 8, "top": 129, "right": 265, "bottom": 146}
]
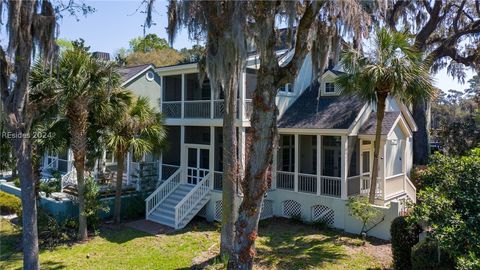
[{"left": 124, "top": 219, "right": 174, "bottom": 235}]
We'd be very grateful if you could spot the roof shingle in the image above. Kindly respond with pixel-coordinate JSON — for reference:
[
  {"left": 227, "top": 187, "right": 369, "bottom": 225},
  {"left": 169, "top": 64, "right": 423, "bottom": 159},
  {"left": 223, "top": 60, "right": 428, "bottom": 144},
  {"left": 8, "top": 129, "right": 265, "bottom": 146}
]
[{"left": 358, "top": 111, "right": 401, "bottom": 135}]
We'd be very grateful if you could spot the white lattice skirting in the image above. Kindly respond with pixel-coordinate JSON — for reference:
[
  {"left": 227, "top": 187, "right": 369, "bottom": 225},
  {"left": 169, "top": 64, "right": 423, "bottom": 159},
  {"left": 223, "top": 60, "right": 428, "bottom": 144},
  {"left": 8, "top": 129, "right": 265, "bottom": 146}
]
[
  {"left": 311, "top": 205, "right": 335, "bottom": 225},
  {"left": 282, "top": 200, "right": 302, "bottom": 218}
]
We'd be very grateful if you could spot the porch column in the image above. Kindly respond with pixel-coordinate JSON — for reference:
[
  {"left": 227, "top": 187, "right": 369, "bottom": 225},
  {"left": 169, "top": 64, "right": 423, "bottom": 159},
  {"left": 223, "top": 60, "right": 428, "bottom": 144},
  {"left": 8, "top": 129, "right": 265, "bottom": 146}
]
[
  {"left": 381, "top": 139, "right": 387, "bottom": 201},
  {"left": 210, "top": 82, "right": 214, "bottom": 119},
  {"left": 316, "top": 135, "right": 321, "bottom": 195},
  {"left": 126, "top": 151, "right": 131, "bottom": 185},
  {"left": 180, "top": 125, "right": 186, "bottom": 183},
  {"left": 67, "top": 149, "right": 73, "bottom": 172},
  {"left": 239, "top": 127, "right": 246, "bottom": 182},
  {"left": 239, "top": 71, "right": 246, "bottom": 121},
  {"left": 340, "top": 136, "right": 348, "bottom": 199},
  {"left": 294, "top": 134, "right": 299, "bottom": 192},
  {"left": 42, "top": 152, "right": 48, "bottom": 170},
  {"left": 101, "top": 150, "right": 107, "bottom": 173},
  {"left": 158, "top": 154, "right": 163, "bottom": 182},
  {"left": 181, "top": 74, "right": 185, "bottom": 119},
  {"left": 209, "top": 126, "right": 215, "bottom": 189},
  {"left": 402, "top": 139, "right": 407, "bottom": 190}
]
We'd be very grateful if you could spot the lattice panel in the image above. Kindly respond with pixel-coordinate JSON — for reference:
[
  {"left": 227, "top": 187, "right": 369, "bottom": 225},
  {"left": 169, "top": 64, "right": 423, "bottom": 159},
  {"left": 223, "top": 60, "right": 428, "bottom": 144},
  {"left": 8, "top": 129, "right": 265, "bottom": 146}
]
[
  {"left": 282, "top": 200, "right": 302, "bottom": 218},
  {"left": 311, "top": 205, "right": 334, "bottom": 225},
  {"left": 214, "top": 200, "right": 223, "bottom": 221},
  {"left": 197, "top": 205, "right": 207, "bottom": 218},
  {"left": 260, "top": 200, "right": 274, "bottom": 220}
]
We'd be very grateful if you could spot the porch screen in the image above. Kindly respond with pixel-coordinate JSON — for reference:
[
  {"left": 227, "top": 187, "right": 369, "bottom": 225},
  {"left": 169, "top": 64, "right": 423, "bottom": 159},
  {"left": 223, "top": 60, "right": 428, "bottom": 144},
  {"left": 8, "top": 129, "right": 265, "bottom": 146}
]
[{"left": 322, "top": 136, "right": 341, "bottom": 177}]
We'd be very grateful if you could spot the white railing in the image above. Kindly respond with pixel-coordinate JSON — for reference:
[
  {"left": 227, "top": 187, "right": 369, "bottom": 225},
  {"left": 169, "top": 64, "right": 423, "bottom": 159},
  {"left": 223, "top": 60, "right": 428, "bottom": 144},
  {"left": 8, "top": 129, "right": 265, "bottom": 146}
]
[
  {"left": 61, "top": 168, "right": 77, "bottom": 191},
  {"left": 277, "top": 171, "right": 294, "bottom": 190},
  {"left": 385, "top": 173, "right": 405, "bottom": 199},
  {"left": 360, "top": 174, "right": 370, "bottom": 195},
  {"left": 184, "top": 100, "right": 210, "bottom": 118},
  {"left": 162, "top": 101, "right": 181, "bottom": 118},
  {"left": 162, "top": 164, "right": 180, "bottom": 180},
  {"left": 405, "top": 176, "right": 416, "bottom": 203},
  {"left": 145, "top": 168, "right": 181, "bottom": 217},
  {"left": 320, "top": 176, "right": 341, "bottom": 197},
  {"left": 213, "top": 171, "right": 223, "bottom": 190},
  {"left": 298, "top": 173, "right": 317, "bottom": 194},
  {"left": 175, "top": 172, "right": 211, "bottom": 229},
  {"left": 213, "top": 100, "right": 224, "bottom": 119}
]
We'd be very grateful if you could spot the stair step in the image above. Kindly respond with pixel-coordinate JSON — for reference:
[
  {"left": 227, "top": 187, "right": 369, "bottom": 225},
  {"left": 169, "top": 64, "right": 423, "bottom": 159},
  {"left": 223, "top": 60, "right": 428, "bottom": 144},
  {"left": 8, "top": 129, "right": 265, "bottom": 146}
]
[{"left": 149, "top": 213, "right": 175, "bottom": 227}]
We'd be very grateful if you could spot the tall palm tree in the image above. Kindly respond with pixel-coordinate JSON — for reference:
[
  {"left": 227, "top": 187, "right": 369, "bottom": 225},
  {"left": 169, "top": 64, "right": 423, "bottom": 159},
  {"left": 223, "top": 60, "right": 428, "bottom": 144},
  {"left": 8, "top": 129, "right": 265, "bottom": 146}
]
[
  {"left": 336, "top": 28, "right": 434, "bottom": 204},
  {"left": 55, "top": 47, "right": 121, "bottom": 240},
  {"left": 106, "top": 95, "right": 166, "bottom": 224}
]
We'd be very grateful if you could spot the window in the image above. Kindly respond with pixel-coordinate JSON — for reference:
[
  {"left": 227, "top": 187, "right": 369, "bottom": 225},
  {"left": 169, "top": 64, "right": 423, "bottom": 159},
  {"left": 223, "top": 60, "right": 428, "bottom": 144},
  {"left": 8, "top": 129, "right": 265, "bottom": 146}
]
[
  {"left": 145, "top": 71, "right": 155, "bottom": 81},
  {"left": 279, "top": 83, "right": 293, "bottom": 93},
  {"left": 325, "top": 83, "right": 335, "bottom": 93}
]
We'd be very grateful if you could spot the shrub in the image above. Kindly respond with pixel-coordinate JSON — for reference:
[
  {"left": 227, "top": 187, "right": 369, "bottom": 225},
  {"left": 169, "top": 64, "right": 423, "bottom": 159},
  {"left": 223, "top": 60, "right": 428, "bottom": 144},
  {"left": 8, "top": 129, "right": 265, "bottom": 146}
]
[
  {"left": 411, "top": 239, "right": 454, "bottom": 270},
  {"left": 84, "top": 176, "right": 108, "bottom": 232},
  {"left": 0, "top": 191, "right": 21, "bottom": 215},
  {"left": 39, "top": 178, "right": 61, "bottom": 197},
  {"left": 12, "top": 177, "right": 20, "bottom": 188},
  {"left": 121, "top": 193, "right": 146, "bottom": 220},
  {"left": 346, "top": 195, "right": 383, "bottom": 235},
  {"left": 391, "top": 216, "right": 422, "bottom": 270},
  {"left": 37, "top": 208, "right": 78, "bottom": 250}
]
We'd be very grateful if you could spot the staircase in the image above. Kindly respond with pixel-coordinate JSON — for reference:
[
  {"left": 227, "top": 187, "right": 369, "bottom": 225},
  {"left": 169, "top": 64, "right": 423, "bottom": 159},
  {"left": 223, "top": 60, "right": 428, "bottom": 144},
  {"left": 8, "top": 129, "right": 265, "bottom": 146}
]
[{"left": 145, "top": 168, "right": 211, "bottom": 229}]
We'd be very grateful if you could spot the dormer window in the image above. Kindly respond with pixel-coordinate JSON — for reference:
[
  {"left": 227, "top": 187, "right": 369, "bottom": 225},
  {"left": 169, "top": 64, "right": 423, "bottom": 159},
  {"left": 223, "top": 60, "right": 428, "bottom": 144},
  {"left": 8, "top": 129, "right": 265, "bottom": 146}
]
[
  {"left": 279, "top": 83, "right": 293, "bottom": 93},
  {"left": 325, "top": 82, "right": 335, "bottom": 93}
]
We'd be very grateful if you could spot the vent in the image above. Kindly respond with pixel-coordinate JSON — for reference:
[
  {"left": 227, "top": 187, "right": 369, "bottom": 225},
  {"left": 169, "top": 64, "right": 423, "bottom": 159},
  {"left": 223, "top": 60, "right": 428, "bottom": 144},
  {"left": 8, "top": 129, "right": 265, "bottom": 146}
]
[
  {"left": 214, "top": 200, "right": 222, "bottom": 221},
  {"left": 282, "top": 200, "right": 301, "bottom": 218},
  {"left": 311, "top": 205, "right": 334, "bottom": 225}
]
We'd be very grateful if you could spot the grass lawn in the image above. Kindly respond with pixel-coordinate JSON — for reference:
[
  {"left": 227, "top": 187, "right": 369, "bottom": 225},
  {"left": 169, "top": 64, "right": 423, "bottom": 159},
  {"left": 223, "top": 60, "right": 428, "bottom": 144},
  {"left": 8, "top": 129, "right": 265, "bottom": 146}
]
[{"left": 0, "top": 217, "right": 391, "bottom": 269}]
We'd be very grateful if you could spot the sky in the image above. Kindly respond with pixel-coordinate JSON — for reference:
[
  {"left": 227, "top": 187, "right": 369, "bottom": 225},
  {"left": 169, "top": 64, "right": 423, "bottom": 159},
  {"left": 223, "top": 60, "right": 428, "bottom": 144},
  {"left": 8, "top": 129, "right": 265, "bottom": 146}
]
[{"left": 57, "top": 0, "right": 476, "bottom": 93}]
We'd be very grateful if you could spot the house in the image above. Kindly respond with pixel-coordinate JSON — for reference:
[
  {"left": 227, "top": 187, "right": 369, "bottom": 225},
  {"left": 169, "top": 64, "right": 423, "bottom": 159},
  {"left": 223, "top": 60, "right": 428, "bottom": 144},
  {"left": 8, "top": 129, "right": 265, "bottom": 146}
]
[{"left": 42, "top": 50, "right": 417, "bottom": 240}]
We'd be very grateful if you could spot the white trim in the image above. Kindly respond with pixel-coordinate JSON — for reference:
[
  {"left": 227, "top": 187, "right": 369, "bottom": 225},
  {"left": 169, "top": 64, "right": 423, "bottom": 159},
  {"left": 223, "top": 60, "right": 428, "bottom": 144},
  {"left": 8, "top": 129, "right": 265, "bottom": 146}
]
[
  {"left": 278, "top": 128, "right": 348, "bottom": 135},
  {"left": 120, "top": 64, "right": 155, "bottom": 87},
  {"left": 155, "top": 63, "right": 197, "bottom": 73},
  {"left": 387, "top": 115, "right": 413, "bottom": 139},
  {"left": 347, "top": 103, "right": 371, "bottom": 135},
  {"left": 395, "top": 98, "right": 418, "bottom": 132}
]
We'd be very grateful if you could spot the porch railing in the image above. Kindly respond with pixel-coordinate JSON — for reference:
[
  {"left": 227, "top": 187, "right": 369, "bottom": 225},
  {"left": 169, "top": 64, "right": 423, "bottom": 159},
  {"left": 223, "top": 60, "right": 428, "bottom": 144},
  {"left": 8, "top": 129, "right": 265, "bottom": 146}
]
[
  {"left": 385, "top": 173, "right": 405, "bottom": 199},
  {"left": 245, "top": 99, "right": 253, "bottom": 118},
  {"left": 320, "top": 176, "right": 341, "bottom": 197},
  {"left": 405, "top": 176, "right": 416, "bottom": 203},
  {"left": 162, "top": 101, "right": 181, "bottom": 118},
  {"left": 145, "top": 168, "right": 181, "bottom": 218},
  {"left": 175, "top": 172, "right": 211, "bottom": 229},
  {"left": 298, "top": 173, "right": 316, "bottom": 194},
  {"left": 60, "top": 168, "right": 77, "bottom": 191},
  {"left": 213, "top": 100, "right": 224, "bottom": 119},
  {"left": 184, "top": 100, "right": 210, "bottom": 118},
  {"left": 277, "top": 171, "right": 294, "bottom": 190}
]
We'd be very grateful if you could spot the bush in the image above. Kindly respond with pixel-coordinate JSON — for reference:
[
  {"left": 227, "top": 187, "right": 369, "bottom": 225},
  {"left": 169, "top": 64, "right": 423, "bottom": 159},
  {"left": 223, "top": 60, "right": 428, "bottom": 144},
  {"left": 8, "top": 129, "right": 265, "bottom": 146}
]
[
  {"left": 411, "top": 239, "right": 454, "bottom": 270},
  {"left": 39, "top": 178, "right": 61, "bottom": 197},
  {"left": 0, "top": 191, "right": 21, "bottom": 215},
  {"left": 121, "top": 193, "right": 146, "bottom": 220},
  {"left": 391, "top": 216, "right": 422, "bottom": 270},
  {"left": 346, "top": 195, "right": 383, "bottom": 235},
  {"left": 36, "top": 208, "right": 78, "bottom": 250},
  {"left": 84, "top": 176, "right": 108, "bottom": 232},
  {"left": 12, "top": 177, "right": 20, "bottom": 188}
]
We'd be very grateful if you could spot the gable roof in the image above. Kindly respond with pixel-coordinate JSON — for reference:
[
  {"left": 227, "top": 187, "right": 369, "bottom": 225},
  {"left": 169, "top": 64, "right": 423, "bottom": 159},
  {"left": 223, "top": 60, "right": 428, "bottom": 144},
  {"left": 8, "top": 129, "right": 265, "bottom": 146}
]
[
  {"left": 358, "top": 111, "right": 401, "bottom": 135},
  {"left": 278, "top": 84, "right": 365, "bottom": 129},
  {"left": 117, "top": 64, "right": 154, "bottom": 85}
]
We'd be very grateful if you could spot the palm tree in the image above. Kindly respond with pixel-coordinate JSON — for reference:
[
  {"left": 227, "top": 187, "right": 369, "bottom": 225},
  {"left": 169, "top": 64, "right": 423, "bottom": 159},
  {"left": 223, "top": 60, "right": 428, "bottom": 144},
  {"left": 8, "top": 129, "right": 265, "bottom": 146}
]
[
  {"left": 336, "top": 28, "right": 434, "bottom": 204},
  {"left": 105, "top": 95, "right": 166, "bottom": 224},
  {"left": 55, "top": 46, "right": 121, "bottom": 240}
]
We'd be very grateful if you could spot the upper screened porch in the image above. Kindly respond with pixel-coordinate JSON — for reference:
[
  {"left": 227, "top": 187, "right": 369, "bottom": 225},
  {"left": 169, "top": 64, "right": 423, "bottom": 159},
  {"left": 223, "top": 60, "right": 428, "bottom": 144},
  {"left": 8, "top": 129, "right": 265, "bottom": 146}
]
[{"left": 158, "top": 65, "right": 257, "bottom": 121}]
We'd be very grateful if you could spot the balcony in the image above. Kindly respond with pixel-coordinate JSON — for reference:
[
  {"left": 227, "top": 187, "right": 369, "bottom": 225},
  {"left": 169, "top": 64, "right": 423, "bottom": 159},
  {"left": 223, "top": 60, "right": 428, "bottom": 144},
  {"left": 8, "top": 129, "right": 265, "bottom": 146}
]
[{"left": 161, "top": 99, "right": 253, "bottom": 119}]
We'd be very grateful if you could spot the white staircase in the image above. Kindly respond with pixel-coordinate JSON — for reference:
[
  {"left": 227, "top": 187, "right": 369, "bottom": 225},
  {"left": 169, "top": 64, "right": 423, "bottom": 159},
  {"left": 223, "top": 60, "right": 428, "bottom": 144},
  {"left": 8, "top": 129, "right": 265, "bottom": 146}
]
[{"left": 145, "top": 168, "right": 211, "bottom": 229}]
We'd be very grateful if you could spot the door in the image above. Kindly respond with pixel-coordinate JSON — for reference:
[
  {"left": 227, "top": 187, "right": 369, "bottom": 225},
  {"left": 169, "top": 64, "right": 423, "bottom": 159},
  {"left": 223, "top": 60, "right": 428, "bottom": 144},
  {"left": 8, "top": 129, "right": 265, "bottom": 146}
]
[
  {"left": 187, "top": 147, "right": 209, "bottom": 185},
  {"left": 360, "top": 150, "right": 371, "bottom": 192}
]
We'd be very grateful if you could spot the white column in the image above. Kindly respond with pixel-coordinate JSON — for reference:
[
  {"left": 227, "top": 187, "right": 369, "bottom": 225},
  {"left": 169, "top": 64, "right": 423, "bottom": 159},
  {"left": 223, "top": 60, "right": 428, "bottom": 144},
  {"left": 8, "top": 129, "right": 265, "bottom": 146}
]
[
  {"left": 180, "top": 125, "right": 186, "bottom": 183},
  {"left": 210, "top": 82, "right": 214, "bottom": 119},
  {"left": 239, "top": 71, "right": 246, "bottom": 121},
  {"left": 402, "top": 139, "right": 407, "bottom": 190},
  {"left": 316, "top": 135, "right": 321, "bottom": 195},
  {"left": 101, "top": 150, "right": 107, "bottom": 173},
  {"left": 209, "top": 126, "right": 215, "bottom": 189},
  {"left": 158, "top": 154, "right": 163, "bottom": 182},
  {"left": 239, "top": 127, "right": 246, "bottom": 180},
  {"left": 181, "top": 74, "right": 185, "bottom": 119},
  {"left": 67, "top": 149, "right": 73, "bottom": 172},
  {"left": 126, "top": 151, "right": 131, "bottom": 185},
  {"left": 380, "top": 139, "right": 386, "bottom": 201},
  {"left": 340, "top": 136, "right": 348, "bottom": 199},
  {"left": 42, "top": 152, "right": 49, "bottom": 170},
  {"left": 294, "top": 134, "right": 299, "bottom": 192}
]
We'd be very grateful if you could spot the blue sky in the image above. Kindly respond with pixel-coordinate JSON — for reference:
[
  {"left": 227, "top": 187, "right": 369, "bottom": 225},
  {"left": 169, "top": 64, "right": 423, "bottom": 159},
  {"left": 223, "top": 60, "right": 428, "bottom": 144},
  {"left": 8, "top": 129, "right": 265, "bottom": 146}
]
[{"left": 57, "top": 0, "right": 475, "bottom": 92}]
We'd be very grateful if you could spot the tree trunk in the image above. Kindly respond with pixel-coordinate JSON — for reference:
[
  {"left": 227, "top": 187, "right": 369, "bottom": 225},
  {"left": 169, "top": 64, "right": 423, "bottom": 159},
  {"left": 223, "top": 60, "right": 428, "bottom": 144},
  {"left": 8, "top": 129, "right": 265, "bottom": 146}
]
[
  {"left": 114, "top": 153, "right": 125, "bottom": 224},
  {"left": 369, "top": 93, "right": 387, "bottom": 204},
  {"left": 412, "top": 100, "right": 430, "bottom": 165},
  {"left": 232, "top": 59, "right": 278, "bottom": 270},
  {"left": 14, "top": 138, "right": 40, "bottom": 270},
  {"left": 69, "top": 99, "right": 89, "bottom": 241}
]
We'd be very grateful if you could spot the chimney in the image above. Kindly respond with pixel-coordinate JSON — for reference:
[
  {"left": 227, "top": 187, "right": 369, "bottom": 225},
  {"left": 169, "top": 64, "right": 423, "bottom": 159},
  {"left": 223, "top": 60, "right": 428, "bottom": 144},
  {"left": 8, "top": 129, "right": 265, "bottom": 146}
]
[{"left": 92, "top": 51, "right": 110, "bottom": 61}]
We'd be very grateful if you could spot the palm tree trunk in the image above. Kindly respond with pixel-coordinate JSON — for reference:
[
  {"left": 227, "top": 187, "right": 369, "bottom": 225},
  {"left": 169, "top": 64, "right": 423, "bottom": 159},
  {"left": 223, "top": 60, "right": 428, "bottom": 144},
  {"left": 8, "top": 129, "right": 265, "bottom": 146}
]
[
  {"left": 369, "top": 93, "right": 387, "bottom": 204},
  {"left": 69, "top": 98, "right": 89, "bottom": 241},
  {"left": 114, "top": 153, "right": 125, "bottom": 224},
  {"left": 15, "top": 138, "right": 40, "bottom": 270},
  {"left": 412, "top": 100, "right": 430, "bottom": 165}
]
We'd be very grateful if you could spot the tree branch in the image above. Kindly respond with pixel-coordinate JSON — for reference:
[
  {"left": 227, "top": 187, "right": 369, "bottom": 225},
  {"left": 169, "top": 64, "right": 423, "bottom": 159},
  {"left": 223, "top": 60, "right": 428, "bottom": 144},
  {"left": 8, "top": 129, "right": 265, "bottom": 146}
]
[
  {"left": 453, "top": 0, "right": 467, "bottom": 34},
  {"left": 0, "top": 47, "right": 9, "bottom": 103},
  {"left": 414, "top": 0, "right": 443, "bottom": 50},
  {"left": 279, "top": 0, "right": 320, "bottom": 85},
  {"left": 387, "top": 0, "right": 410, "bottom": 31}
]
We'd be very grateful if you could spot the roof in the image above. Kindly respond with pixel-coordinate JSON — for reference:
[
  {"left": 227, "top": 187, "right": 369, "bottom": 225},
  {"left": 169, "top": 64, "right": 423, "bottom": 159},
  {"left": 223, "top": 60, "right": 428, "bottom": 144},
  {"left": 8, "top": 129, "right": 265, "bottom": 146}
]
[
  {"left": 117, "top": 64, "right": 153, "bottom": 83},
  {"left": 278, "top": 84, "right": 365, "bottom": 129},
  {"left": 358, "top": 111, "right": 401, "bottom": 135},
  {"left": 325, "top": 69, "right": 345, "bottom": 76}
]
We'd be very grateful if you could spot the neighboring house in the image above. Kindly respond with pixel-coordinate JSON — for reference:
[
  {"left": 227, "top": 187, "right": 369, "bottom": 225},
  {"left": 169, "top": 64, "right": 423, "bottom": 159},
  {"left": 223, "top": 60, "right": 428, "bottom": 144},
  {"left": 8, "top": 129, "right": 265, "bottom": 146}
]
[{"left": 42, "top": 50, "right": 417, "bottom": 240}]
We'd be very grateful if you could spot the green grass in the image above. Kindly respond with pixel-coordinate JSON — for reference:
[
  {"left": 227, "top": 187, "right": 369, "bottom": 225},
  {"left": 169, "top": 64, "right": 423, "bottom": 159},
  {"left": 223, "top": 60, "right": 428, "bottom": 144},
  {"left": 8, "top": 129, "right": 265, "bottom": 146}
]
[{"left": 0, "top": 218, "right": 387, "bottom": 270}]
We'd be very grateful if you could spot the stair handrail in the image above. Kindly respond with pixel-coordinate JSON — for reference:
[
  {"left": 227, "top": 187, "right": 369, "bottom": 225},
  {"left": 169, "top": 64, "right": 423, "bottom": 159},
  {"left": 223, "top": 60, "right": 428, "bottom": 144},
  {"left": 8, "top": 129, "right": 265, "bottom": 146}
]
[
  {"left": 145, "top": 168, "right": 181, "bottom": 218},
  {"left": 61, "top": 167, "right": 77, "bottom": 192},
  {"left": 405, "top": 175, "right": 416, "bottom": 203},
  {"left": 174, "top": 172, "right": 211, "bottom": 229}
]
